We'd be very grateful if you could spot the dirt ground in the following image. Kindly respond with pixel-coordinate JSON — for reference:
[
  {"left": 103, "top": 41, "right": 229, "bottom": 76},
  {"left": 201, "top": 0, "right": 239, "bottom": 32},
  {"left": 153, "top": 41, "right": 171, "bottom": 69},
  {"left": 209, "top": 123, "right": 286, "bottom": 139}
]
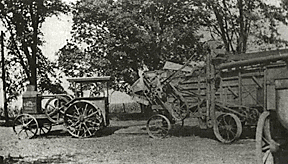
[{"left": 0, "top": 116, "right": 257, "bottom": 164}]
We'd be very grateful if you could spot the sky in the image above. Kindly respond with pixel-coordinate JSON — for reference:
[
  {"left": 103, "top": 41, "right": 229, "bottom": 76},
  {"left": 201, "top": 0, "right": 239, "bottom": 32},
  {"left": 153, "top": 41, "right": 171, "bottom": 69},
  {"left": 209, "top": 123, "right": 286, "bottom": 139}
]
[{"left": 41, "top": 14, "right": 73, "bottom": 61}]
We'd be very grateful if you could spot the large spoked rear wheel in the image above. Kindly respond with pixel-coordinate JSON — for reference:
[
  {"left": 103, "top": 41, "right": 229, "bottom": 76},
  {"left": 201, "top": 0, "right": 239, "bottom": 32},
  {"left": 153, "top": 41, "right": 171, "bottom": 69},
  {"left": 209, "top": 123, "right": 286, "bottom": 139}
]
[
  {"left": 256, "top": 111, "right": 277, "bottom": 164},
  {"left": 64, "top": 101, "right": 103, "bottom": 138},
  {"left": 13, "top": 114, "right": 39, "bottom": 140},
  {"left": 44, "top": 96, "right": 69, "bottom": 124},
  {"left": 213, "top": 113, "right": 242, "bottom": 143},
  {"left": 147, "top": 114, "right": 171, "bottom": 139}
]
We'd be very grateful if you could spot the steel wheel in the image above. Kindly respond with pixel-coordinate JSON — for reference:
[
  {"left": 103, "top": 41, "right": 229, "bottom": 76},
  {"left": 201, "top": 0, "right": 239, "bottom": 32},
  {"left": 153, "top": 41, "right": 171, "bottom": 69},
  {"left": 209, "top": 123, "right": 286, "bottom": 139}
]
[
  {"left": 38, "top": 122, "right": 52, "bottom": 136},
  {"left": 13, "top": 114, "right": 39, "bottom": 140},
  {"left": 44, "top": 96, "right": 68, "bottom": 124},
  {"left": 64, "top": 101, "right": 103, "bottom": 138},
  {"left": 213, "top": 113, "right": 242, "bottom": 143},
  {"left": 256, "top": 111, "right": 277, "bottom": 164},
  {"left": 147, "top": 114, "right": 171, "bottom": 139}
]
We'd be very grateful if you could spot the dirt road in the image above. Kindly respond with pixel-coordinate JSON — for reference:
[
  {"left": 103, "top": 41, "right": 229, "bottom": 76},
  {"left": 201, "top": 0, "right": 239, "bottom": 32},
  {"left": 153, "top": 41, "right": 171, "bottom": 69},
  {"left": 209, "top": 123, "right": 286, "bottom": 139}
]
[{"left": 0, "top": 117, "right": 256, "bottom": 164}]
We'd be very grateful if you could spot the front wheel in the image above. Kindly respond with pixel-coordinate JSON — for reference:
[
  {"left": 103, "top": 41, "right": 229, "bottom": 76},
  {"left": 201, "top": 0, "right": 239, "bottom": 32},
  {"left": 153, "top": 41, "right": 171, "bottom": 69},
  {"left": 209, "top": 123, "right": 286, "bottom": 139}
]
[
  {"left": 13, "top": 114, "right": 39, "bottom": 139},
  {"left": 213, "top": 113, "right": 242, "bottom": 143},
  {"left": 146, "top": 114, "right": 171, "bottom": 139}
]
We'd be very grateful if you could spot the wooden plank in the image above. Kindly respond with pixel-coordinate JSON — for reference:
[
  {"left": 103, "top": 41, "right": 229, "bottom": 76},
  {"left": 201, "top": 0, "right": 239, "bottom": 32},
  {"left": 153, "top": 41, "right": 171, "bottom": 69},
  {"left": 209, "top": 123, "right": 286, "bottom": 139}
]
[
  {"left": 227, "top": 86, "right": 238, "bottom": 97},
  {"left": 163, "top": 61, "right": 194, "bottom": 72},
  {"left": 252, "top": 76, "right": 263, "bottom": 88}
]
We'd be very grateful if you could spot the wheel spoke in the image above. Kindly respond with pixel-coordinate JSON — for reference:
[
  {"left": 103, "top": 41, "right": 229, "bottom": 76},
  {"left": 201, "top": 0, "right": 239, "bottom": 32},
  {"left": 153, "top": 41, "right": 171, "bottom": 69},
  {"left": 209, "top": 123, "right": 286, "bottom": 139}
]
[
  {"left": 65, "top": 113, "right": 78, "bottom": 119},
  {"left": 83, "top": 123, "right": 93, "bottom": 136},
  {"left": 263, "top": 150, "right": 272, "bottom": 163},
  {"left": 74, "top": 105, "right": 81, "bottom": 115},
  {"left": 43, "top": 126, "right": 49, "bottom": 131},
  {"left": 85, "top": 111, "right": 100, "bottom": 119},
  {"left": 86, "top": 120, "right": 101, "bottom": 126},
  {"left": 228, "top": 129, "right": 236, "bottom": 136},
  {"left": 223, "top": 116, "right": 229, "bottom": 126},
  {"left": 48, "top": 110, "right": 58, "bottom": 117},
  {"left": 68, "top": 120, "right": 80, "bottom": 127},
  {"left": 40, "top": 128, "right": 45, "bottom": 134},
  {"left": 47, "top": 104, "right": 56, "bottom": 111},
  {"left": 57, "top": 113, "right": 60, "bottom": 122},
  {"left": 24, "top": 119, "right": 34, "bottom": 126},
  {"left": 83, "top": 104, "right": 89, "bottom": 116},
  {"left": 24, "top": 131, "right": 29, "bottom": 137},
  {"left": 17, "top": 129, "right": 24, "bottom": 135},
  {"left": 77, "top": 129, "right": 81, "bottom": 136}
]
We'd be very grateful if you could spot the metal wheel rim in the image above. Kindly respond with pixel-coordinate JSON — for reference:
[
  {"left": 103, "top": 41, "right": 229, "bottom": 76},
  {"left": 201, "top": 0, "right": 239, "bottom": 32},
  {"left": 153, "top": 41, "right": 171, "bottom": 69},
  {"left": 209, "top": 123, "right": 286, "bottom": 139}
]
[
  {"left": 64, "top": 101, "right": 103, "bottom": 138},
  {"left": 213, "top": 113, "right": 242, "bottom": 143},
  {"left": 256, "top": 111, "right": 275, "bottom": 164},
  {"left": 44, "top": 96, "right": 68, "bottom": 124},
  {"left": 146, "top": 114, "right": 171, "bottom": 139},
  {"left": 13, "top": 114, "right": 39, "bottom": 140},
  {"left": 39, "top": 122, "right": 52, "bottom": 136}
]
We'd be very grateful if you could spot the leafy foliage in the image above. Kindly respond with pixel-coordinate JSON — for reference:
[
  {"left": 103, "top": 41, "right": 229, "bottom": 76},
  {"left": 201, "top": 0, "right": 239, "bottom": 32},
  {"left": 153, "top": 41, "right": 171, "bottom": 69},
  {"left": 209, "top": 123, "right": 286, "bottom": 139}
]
[
  {"left": 58, "top": 0, "right": 205, "bottom": 85},
  {"left": 194, "top": 0, "right": 288, "bottom": 54},
  {"left": 58, "top": 0, "right": 288, "bottom": 94},
  {"left": 0, "top": 0, "right": 69, "bottom": 101}
]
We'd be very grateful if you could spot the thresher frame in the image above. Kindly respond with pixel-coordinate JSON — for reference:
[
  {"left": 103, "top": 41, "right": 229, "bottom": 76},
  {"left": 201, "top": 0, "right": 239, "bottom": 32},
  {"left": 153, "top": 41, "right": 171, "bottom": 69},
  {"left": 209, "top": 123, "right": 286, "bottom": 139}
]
[{"left": 134, "top": 43, "right": 288, "bottom": 143}]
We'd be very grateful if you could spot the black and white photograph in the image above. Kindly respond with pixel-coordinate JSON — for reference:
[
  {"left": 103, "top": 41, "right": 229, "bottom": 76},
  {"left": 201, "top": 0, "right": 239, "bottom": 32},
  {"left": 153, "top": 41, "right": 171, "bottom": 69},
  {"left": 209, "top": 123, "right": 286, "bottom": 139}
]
[{"left": 1, "top": 0, "right": 288, "bottom": 163}]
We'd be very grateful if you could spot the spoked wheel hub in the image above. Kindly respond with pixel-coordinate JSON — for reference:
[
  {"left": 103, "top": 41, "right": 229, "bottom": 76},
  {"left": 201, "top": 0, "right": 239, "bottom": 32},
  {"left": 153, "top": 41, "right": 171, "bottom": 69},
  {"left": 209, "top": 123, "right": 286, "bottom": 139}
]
[
  {"left": 13, "top": 114, "right": 39, "bottom": 140},
  {"left": 223, "top": 125, "right": 233, "bottom": 131},
  {"left": 79, "top": 115, "right": 85, "bottom": 122}
]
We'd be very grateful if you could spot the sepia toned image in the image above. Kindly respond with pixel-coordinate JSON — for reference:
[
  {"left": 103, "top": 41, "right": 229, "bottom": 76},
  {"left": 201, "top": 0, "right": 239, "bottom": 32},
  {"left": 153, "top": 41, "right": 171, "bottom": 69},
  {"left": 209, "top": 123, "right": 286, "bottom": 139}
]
[{"left": 1, "top": 0, "right": 288, "bottom": 163}]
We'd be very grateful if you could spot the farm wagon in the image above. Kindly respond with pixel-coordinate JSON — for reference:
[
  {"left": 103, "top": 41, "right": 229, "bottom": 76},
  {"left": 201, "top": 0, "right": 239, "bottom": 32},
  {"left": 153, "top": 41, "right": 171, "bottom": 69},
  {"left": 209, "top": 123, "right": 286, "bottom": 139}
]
[{"left": 131, "top": 41, "right": 288, "bottom": 143}]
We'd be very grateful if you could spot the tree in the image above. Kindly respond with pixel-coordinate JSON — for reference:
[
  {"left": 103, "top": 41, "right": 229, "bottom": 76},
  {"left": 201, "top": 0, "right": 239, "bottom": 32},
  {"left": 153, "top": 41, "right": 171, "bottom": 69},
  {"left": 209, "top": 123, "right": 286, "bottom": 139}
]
[
  {"left": 194, "top": 0, "right": 288, "bottom": 54},
  {"left": 0, "top": 0, "right": 69, "bottom": 101},
  {"left": 58, "top": 0, "right": 205, "bottom": 85}
]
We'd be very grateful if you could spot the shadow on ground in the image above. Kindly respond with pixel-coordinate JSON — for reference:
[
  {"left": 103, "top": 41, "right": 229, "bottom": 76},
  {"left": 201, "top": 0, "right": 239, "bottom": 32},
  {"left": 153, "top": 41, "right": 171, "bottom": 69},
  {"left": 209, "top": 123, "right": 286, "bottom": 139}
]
[
  {"left": 169, "top": 124, "right": 216, "bottom": 140},
  {"left": 1, "top": 154, "right": 75, "bottom": 164},
  {"left": 169, "top": 124, "right": 256, "bottom": 141}
]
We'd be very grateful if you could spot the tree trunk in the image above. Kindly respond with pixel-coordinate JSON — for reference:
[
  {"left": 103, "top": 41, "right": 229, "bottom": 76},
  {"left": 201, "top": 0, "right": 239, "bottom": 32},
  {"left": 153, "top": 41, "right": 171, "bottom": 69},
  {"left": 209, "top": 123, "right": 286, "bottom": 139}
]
[
  {"left": 1, "top": 31, "right": 8, "bottom": 125},
  {"left": 30, "top": 1, "right": 39, "bottom": 90}
]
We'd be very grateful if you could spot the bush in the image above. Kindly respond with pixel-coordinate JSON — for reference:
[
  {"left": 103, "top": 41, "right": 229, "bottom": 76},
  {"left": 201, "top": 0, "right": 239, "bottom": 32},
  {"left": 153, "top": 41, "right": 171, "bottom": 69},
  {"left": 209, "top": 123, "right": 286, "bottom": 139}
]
[{"left": 0, "top": 106, "right": 20, "bottom": 119}]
